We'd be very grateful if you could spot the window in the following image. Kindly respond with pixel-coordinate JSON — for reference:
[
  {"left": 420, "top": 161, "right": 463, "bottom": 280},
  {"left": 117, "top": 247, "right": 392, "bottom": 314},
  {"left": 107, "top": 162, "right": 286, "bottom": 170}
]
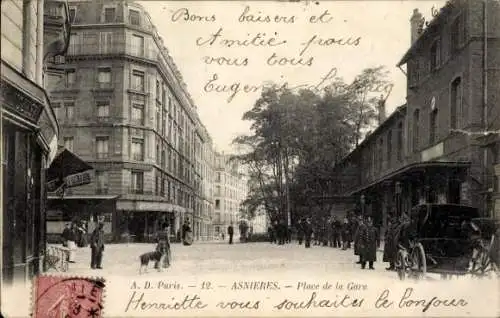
[
  {"left": 99, "top": 32, "right": 113, "bottom": 54},
  {"left": 103, "top": 7, "right": 116, "bottom": 23},
  {"left": 131, "top": 103, "right": 144, "bottom": 125},
  {"left": 65, "top": 102, "right": 74, "bottom": 119},
  {"left": 378, "top": 139, "right": 383, "bottom": 171},
  {"left": 131, "top": 70, "right": 144, "bottom": 91},
  {"left": 68, "top": 32, "right": 80, "bottom": 54},
  {"left": 96, "top": 136, "right": 109, "bottom": 159},
  {"left": 156, "top": 80, "right": 160, "bottom": 100},
  {"left": 451, "top": 13, "right": 465, "bottom": 52},
  {"left": 430, "top": 39, "right": 440, "bottom": 71},
  {"left": 162, "top": 110, "right": 166, "bottom": 136},
  {"left": 64, "top": 137, "right": 74, "bottom": 151},
  {"left": 130, "top": 171, "right": 144, "bottom": 194},
  {"left": 96, "top": 100, "right": 110, "bottom": 118},
  {"left": 397, "top": 122, "right": 403, "bottom": 161},
  {"left": 65, "top": 69, "right": 75, "bottom": 87},
  {"left": 450, "top": 77, "right": 462, "bottom": 129},
  {"left": 429, "top": 109, "right": 438, "bottom": 144},
  {"left": 69, "top": 8, "right": 76, "bottom": 23},
  {"left": 131, "top": 35, "right": 144, "bottom": 56},
  {"left": 156, "top": 104, "right": 161, "bottom": 132},
  {"left": 386, "top": 130, "right": 392, "bottom": 166},
  {"left": 95, "top": 171, "right": 109, "bottom": 194},
  {"left": 161, "top": 150, "right": 166, "bottom": 168},
  {"left": 129, "top": 9, "right": 140, "bottom": 25},
  {"left": 131, "top": 138, "right": 144, "bottom": 161},
  {"left": 413, "top": 109, "right": 420, "bottom": 151},
  {"left": 97, "top": 67, "right": 111, "bottom": 88}
]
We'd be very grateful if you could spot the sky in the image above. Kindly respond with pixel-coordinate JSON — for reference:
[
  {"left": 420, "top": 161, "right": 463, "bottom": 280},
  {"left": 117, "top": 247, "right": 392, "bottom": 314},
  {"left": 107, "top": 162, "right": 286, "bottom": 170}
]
[{"left": 139, "top": 0, "right": 447, "bottom": 152}]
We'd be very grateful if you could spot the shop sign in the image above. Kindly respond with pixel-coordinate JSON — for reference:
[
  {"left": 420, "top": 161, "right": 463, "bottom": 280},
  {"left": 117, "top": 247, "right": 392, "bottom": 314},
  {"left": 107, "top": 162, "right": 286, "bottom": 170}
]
[
  {"left": 461, "top": 182, "right": 471, "bottom": 203},
  {"left": 0, "top": 80, "right": 44, "bottom": 123},
  {"left": 421, "top": 142, "right": 444, "bottom": 162},
  {"left": 65, "top": 171, "right": 91, "bottom": 187}
]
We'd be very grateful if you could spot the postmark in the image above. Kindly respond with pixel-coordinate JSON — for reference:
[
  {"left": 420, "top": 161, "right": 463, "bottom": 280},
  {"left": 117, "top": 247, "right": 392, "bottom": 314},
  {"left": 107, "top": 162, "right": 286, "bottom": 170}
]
[{"left": 33, "top": 275, "right": 105, "bottom": 318}]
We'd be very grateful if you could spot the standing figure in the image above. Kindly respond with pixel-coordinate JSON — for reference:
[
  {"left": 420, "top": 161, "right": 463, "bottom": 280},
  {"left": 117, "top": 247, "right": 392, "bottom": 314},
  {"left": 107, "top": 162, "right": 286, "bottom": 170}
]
[
  {"left": 90, "top": 222, "right": 105, "bottom": 269},
  {"left": 62, "top": 223, "right": 77, "bottom": 263},
  {"left": 182, "top": 219, "right": 193, "bottom": 246},
  {"left": 303, "top": 218, "right": 314, "bottom": 248},
  {"left": 155, "top": 215, "right": 171, "bottom": 269},
  {"left": 383, "top": 216, "right": 398, "bottom": 270},
  {"left": 341, "top": 217, "right": 351, "bottom": 250},
  {"left": 228, "top": 223, "right": 234, "bottom": 244},
  {"left": 333, "top": 217, "right": 342, "bottom": 248},
  {"left": 268, "top": 225, "right": 275, "bottom": 244},
  {"left": 353, "top": 216, "right": 365, "bottom": 264},
  {"left": 359, "top": 217, "right": 379, "bottom": 270},
  {"left": 297, "top": 219, "right": 304, "bottom": 245}
]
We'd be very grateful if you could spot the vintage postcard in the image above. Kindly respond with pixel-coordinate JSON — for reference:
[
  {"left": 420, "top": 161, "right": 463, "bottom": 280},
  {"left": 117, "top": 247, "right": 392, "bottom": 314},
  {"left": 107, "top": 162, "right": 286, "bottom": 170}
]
[{"left": 1, "top": 0, "right": 499, "bottom": 317}]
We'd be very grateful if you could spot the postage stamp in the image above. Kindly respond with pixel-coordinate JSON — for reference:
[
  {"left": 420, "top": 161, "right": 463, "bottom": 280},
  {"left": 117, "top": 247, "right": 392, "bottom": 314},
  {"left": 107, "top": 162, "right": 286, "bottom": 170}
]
[{"left": 33, "top": 275, "right": 105, "bottom": 318}]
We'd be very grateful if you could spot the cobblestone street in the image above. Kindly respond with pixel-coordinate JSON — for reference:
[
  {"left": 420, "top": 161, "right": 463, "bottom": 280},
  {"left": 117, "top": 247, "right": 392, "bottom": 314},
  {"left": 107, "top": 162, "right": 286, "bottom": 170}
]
[{"left": 54, "top": 241, "right": 398, "bottom": 278}]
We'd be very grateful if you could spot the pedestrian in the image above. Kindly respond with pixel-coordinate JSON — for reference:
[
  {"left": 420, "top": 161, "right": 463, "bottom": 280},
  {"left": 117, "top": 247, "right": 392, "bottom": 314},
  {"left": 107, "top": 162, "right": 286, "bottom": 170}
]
[
  {"left": 297, "top": 219, "right": 304, "bottom": 245},
  {"left": 182, "top": 219, "right": 193, "bottom": 246},
  {"left": 353, "top": 216, "right": 365, "bottom": 264},
  {"left": 90, "top": 222, "right": 105, "bottom": 269},
  {"left": 62, "top": 223, "right": 77, "bottom": 263},
  {"left": 359, "top": 217, "right": 379, "bottom": 270},
  {"left": 267, "top": 225, "right": 274, "bottom": 243},
  {"left": 383, "top": 216, "right": 397, "bottom": 271},
  {"left": 278, "top": 220, "right": 286, "bottom": 245},
  {"left": 341, "top": 217, "right": 351, "bottom": 250},
  {"left": 331, "top": 216, "right": 342, "bottom": 248},
  {"left": 228, "top": 223, "right": 234, "bottom": 244},
  {"left": 303, "top": 218, "right": 313, "bottom": 248},
  {"left": 155, "top": 216, "right": 171, "bottom": 269}
]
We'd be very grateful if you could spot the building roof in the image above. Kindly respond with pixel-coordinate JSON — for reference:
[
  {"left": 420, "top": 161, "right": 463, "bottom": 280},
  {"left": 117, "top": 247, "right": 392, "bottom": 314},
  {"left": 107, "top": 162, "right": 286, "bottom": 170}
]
[
  {"left": 397, "top": 0, "right": 456, "bottom": 66},
  {"left": 338, "top": 104, "right": 407, "bottom": 166}
]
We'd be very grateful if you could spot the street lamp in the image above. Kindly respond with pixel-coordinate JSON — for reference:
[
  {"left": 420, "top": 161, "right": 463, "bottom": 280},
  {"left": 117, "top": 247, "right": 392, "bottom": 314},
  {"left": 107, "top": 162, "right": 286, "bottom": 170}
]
[
  {"left": 395, "top": 181, "right": 402, "bottom": 216},
  {"left": 360, "top": 195, "right": 365, "bottom": 217}
]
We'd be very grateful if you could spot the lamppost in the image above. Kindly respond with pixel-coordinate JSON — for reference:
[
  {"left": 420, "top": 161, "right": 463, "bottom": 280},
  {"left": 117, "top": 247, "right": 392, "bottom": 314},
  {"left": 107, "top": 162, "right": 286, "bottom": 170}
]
[
  {"left": 360, "top": 195, "right": 365, "bottom": 217},
  {"left": 395, "top": 181, "right": 402, "bottom": 216}
]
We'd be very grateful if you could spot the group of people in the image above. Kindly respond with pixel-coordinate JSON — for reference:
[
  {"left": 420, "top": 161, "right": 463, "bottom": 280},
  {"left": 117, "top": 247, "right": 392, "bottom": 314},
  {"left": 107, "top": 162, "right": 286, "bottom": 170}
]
[
  {"left": 61, "top": 219, "right": 106, "bottom": 269},
  {"left": 266, "top": 213, "right": 412, "bottom": 271}
]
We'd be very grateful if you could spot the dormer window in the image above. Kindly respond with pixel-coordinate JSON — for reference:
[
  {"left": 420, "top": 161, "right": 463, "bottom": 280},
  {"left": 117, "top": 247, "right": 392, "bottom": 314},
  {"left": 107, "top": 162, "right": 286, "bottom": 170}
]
[
  {"left": 430, "top": 39, "right": 440, "bottom": 72},
  {"left": 129, "top": 9, "right": 140, "bottom": 26}
]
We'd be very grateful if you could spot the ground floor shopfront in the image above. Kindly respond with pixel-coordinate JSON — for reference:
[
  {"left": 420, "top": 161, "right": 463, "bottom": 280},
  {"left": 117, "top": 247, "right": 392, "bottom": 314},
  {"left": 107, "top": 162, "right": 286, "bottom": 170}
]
[
  {"left": 1, "top": 63, "right": 59, "bottom": 285},
  {"left": 348, "top": 161, "right": 474, "bottom": 237}
]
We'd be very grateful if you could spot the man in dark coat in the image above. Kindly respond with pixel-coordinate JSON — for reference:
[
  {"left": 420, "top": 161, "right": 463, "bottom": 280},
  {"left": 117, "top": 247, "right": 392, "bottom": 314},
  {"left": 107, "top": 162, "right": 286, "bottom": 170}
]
[
  {"left": 383, "top": 216, "right": 398, "bottom": 270},
  {"left": 359, "top": 217, "right": 379, "bottom": 270},
  {"left": 268, "top": 225, "right": 275, "bottom": 244},
  {"left": 297, "top": 219, "right": 304, "bottom": 245},
  {"left": 332, "top": 216, "right": 342, "bottom": 248},
  {"left": 303, "top": 218, "right": 313, "bottom": 248},
  {"left": 90, "top": 222, "right": 105, "bottom": 269},
  {"left": 228, "top": 223, "right": 234, "bottom": 244},
  {"left": 353, "top": 216, "right": 364, "bottom": 264},
  {"left": 341, "top": 217, "right": 351, "bottom": 250}
]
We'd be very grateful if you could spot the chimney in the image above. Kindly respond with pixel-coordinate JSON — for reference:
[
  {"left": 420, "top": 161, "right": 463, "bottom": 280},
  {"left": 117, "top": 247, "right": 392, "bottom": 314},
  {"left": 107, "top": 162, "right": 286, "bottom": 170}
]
[
  {"left": 410, "top": 8, "right": 424, "bottom": 44},
  {"left": 377, "top": 95, "right": 386, "bottom": 125}
]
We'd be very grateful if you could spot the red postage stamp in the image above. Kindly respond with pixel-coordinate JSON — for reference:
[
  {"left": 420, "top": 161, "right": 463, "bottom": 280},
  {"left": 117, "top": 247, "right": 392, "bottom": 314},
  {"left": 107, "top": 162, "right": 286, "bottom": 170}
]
[{"left": 33, "top": 275, "right": 105, "bottom": 318}]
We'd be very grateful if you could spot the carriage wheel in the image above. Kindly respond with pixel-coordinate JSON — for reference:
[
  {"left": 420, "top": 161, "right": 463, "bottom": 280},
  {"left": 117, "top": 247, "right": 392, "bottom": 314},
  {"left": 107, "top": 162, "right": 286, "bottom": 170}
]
[
  {"left": 396, "top": 250, "right": 407, "bottom": 281},
  {"left": 409, "top": 243, "right": 426, "bottom": 280},
  {"left": 471, "top": 237, "right": 496, "bottom": 278}
]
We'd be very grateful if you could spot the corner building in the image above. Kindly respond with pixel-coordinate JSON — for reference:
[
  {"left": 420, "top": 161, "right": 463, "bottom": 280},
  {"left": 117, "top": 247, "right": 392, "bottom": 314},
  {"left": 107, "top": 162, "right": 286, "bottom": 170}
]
[
  {"left": 1, "top": 0, "right": 70, "bottom": 284},
  {"left": 46, "top": 0, "right": 205, "bottom": 242}
]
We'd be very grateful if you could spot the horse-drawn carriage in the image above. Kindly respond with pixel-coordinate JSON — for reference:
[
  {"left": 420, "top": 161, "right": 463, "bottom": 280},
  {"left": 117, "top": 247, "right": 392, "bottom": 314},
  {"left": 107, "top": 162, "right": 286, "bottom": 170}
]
[{"left": 394, "top": 204, "right": 499, "bottom": 280}]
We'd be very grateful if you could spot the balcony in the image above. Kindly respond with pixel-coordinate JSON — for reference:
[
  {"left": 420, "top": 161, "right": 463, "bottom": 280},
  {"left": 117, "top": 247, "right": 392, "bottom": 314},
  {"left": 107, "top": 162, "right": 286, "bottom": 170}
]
[
  {"left": 44, "top": 0, "right": 71, "bottom": 60},
  {"left": 96, "top": 188, "right": 109, "bottom": 195},
  {"left": 67, "top": 43, "right": 157, "bottom": 61}
]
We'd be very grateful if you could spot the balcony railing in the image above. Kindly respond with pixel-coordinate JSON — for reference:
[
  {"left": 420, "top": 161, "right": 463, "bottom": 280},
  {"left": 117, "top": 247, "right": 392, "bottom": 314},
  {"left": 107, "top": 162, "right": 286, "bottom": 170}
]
[
  {"left": 96, "top": 152, "right": 109, "bottom": 159},
  {"left": 67, "top": 43, "right": 157, "bottom": 60},
  {"left": 96, "top": 188, "right": 109, "bottom": 195},
  {"left": 132, "top": 153, "right": 144, "bottom": 161}
]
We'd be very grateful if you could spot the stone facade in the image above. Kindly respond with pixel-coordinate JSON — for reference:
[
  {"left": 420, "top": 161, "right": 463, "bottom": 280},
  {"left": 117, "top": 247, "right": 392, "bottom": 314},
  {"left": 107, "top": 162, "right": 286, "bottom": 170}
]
[{"left": 45, "top": 0, "right": 214, "bottom": 242}]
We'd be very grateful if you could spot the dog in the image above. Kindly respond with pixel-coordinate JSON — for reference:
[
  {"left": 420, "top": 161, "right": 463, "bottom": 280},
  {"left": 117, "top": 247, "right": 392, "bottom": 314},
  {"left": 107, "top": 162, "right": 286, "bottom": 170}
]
[{"left": 139, "top": 250, "right": 164, "bottom": 274}]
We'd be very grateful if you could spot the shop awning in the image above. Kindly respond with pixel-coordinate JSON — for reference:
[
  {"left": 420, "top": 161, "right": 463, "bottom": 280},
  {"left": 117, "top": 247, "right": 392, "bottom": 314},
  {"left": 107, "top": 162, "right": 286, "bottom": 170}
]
[
  {"left": 48, "top": 195, "right": 120, "bottom": 200},
  {"left": 46, "top": 148, "right": 94, "bottom": 191},
  {"left": 347, "top": 161, "right": 471, "bottom": 196}
]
